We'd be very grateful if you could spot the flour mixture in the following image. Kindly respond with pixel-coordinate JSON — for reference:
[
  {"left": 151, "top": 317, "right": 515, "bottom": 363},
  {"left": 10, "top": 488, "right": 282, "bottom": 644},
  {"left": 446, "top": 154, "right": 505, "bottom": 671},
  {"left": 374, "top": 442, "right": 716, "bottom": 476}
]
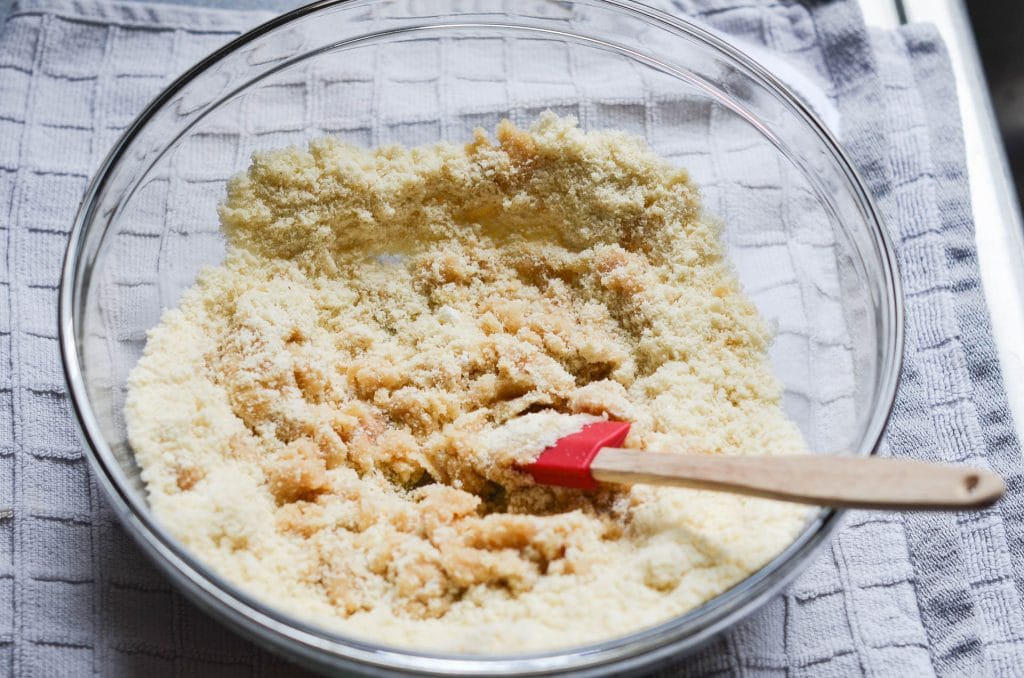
[{"left": 126, "top": 114, "right": 809, "bottom": 652}]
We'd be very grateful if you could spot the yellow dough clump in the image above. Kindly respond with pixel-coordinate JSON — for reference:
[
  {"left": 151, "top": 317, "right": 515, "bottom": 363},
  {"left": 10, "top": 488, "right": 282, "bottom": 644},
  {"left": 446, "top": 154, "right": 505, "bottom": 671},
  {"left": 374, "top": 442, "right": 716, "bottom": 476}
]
[{"left": 125, "top": 114, "right": 809, "bottom": 652}]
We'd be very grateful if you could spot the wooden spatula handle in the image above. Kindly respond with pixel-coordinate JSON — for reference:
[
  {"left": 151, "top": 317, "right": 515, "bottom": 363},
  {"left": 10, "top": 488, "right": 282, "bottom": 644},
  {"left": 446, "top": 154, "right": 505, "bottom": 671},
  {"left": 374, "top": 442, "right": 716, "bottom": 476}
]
[{"left": 591, "top": 449, "right": 1005, "bottom": 510}]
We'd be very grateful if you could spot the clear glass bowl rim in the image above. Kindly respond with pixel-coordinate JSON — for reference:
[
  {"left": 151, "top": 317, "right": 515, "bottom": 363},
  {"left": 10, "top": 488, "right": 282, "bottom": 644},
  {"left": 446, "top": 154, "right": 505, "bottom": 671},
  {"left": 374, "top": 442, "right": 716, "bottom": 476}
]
[{"left": 58, "top": 0, "right": 905, "bottom": 674}]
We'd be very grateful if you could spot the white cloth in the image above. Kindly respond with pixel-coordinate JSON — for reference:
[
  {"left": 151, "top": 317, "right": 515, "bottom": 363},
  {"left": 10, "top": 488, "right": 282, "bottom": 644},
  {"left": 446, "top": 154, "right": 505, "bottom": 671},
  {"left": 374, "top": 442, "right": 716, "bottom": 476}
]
[{"left": 0, "top": 0, "right": 1021, "bottom": 675}]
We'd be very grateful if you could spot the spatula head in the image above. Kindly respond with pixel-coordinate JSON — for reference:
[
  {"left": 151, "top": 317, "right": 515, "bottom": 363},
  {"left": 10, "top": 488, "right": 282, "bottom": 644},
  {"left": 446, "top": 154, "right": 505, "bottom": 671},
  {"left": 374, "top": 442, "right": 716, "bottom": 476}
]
[{"left": 520, "top": 420, "right": 632, "bottom": 489}]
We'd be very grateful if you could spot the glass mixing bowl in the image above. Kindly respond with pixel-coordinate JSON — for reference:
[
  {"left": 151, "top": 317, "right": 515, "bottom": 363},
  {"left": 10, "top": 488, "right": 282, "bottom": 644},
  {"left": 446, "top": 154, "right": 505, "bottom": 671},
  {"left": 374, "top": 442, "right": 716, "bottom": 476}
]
[{"left": 59, "top": 0, "right": 903, "bottom": 674}]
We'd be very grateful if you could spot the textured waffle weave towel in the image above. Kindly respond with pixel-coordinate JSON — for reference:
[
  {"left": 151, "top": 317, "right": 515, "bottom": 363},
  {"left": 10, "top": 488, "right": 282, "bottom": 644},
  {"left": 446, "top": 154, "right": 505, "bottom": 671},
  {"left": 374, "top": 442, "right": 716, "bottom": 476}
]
[{"left": 1, "top": 0, "right": 1022, "bottom": 675}]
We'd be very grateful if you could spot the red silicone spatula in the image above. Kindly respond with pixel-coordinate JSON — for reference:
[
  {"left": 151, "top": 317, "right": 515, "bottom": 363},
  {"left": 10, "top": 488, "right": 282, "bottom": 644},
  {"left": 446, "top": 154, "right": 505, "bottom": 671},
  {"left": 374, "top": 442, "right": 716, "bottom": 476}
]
[{"left": 520, "top": 421, "right": 1004, "bottom": 510}]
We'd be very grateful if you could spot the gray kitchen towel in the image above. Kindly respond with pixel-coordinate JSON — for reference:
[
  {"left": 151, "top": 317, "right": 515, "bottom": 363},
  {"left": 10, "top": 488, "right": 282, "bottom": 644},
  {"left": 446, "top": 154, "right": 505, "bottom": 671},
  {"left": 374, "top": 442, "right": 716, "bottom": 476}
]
[{"left": 0, "top": 0, "right": 1022, "bottom": 676}]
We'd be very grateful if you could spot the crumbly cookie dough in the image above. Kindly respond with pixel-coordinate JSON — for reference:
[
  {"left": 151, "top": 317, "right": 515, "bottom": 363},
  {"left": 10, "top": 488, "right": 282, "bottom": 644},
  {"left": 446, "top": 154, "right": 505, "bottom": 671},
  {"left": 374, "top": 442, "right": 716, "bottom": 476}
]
[{"left": 126, "top": 114, "right": 809, "bottom": 652}]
